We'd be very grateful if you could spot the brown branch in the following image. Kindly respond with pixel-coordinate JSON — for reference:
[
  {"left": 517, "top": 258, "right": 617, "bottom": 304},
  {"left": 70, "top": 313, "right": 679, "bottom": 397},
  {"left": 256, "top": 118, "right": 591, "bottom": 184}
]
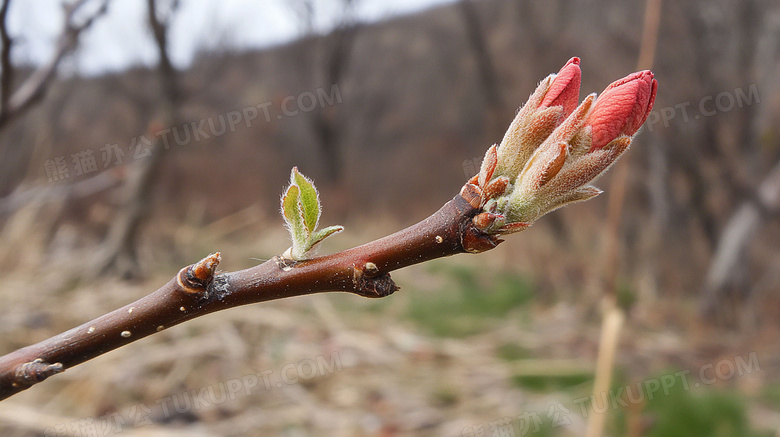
[
  {"left": 147, "top": 0, "right": 179, "bottom": 107},
  {"left": 0, "top": 168, "right": 123, "bottom": 217},
  {"left": 0, "top": 189, "right": 498, "bottom": 401},
  {"left": 0, "top": 0, "right": 109, "bottom": 129},
  {"left": 0, "top": 55, "right": 657, "bottom": 402}
]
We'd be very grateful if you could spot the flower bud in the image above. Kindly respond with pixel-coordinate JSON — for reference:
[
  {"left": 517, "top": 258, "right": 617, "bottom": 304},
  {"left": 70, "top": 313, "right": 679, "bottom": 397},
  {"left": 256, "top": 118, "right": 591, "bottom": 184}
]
[
  {"left": 587, "top": 70, "right": 657, "bottom": 150},
  {"left": 464, "top": 58, "right": 657, "bottom": 234},
  {"left": 540, "top": 57, "right": 581, "bottom": 117},
  {"left": 496, "top": 58, "right": 583, "bottom": 180}
]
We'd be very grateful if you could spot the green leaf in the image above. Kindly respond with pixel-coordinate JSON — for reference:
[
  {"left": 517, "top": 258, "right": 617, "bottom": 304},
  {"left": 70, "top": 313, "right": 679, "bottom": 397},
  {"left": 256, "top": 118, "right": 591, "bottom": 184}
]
[
  {"left": 281, "top": 185, "right": 309, "bottom": 259},
  {"left": 279, "top": 167, "right": 343, "bottom": 261},
  {"left": 309, "top": 225, "right": 344, "bottom": 249},
  {"left": 291, "top": 167, "right": 320, "bottom": 233},
  {"left": 281, "top": 184, "right": 300, "bottom": 226}
]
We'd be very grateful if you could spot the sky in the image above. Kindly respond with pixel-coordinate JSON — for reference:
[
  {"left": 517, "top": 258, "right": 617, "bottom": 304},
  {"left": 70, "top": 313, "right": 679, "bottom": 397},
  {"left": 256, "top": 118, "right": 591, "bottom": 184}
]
[{"left": 7, "top": 0, "right": 456, "bottom": 76}]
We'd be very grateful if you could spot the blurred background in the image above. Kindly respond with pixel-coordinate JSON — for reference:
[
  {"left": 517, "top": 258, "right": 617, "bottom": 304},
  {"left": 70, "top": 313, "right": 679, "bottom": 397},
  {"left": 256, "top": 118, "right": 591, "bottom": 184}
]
[{"left": 1, "top": 0, "right": 779, "bottom": 436}]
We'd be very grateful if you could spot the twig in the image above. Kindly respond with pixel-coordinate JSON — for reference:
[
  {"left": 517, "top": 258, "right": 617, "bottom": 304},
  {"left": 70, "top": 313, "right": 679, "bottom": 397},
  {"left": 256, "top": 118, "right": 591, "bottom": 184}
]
[
  {"left": 0, "top": 190, "right": 496, "bottom": 400},
  {"left": 0, "top": 168, "right": 123, "bottom": 217},
  {"left": 0, "top": 56, "right": 658, "bottom": 403}
]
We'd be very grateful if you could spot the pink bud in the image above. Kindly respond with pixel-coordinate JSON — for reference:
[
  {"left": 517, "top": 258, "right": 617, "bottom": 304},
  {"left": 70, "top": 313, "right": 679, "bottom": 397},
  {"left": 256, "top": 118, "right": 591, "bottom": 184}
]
[
  {"left": 587, "top": 70, "right": 657, "bottom": 151},
  {"left": 540, "top": 57, "right": 581, "bottom": 117}
]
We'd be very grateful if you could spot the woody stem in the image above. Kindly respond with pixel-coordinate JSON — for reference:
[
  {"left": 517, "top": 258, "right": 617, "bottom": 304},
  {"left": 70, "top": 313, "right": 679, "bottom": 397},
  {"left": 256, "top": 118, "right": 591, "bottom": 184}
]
[{"left": 0, "top": 191, "right": 499, "bottom": 401}]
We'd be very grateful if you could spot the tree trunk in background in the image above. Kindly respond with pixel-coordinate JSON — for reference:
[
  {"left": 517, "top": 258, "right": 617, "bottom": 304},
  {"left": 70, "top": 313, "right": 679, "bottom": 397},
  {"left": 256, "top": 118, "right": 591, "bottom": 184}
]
[
  {"left": 701, "top": 161, "right": 780, "bottom": 322},
  {"left": 690, "top": 0, "right": 780, "bottom": 322},
  {"left": 459, "top": 0, "right": 505, "bottom": 140},
  {"left": 313, "top": 21, "right": 358, "bottom": 183},
  {"left": 97, "top": 0, "right": 180, "bottom": 278},
  {"left": 287, "top": 0, "right": 359, "bottom": 185},
  {"left": 0, "top": 0, "right": 109, "bottom": 196},
  {"left": 96, "top": 141, "right": 164, "bottom": 277}
]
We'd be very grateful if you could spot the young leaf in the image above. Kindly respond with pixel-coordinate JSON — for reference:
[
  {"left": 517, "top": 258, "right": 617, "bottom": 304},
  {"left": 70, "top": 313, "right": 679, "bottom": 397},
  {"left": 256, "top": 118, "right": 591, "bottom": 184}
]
[
  {"left": 282, "top": 184, "right": 301, "bottom": 229},
  {"left": 309, "top": 225, "right": 344, "bottom": 249},
  {"left": 280, "top": 167, "right": 344, "bottom": 261},
  {"left": 291, "top": 167, "right": 320, "bottom": 233},
  {"left": 281, "top": 184, "right": 310, "bottom": 259}
]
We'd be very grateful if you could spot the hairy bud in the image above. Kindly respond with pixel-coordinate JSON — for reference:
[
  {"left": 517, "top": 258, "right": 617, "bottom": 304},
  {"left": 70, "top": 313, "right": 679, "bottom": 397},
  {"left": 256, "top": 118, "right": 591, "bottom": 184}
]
[
  {"left": 587, "top": 70, "right": 657, "bottom": 151},
  {"left": 280, "top": 167, "right": 343, "bottom": 261},
  {"left": 463, "top": 58, "right": 658, "bottom": 232}
]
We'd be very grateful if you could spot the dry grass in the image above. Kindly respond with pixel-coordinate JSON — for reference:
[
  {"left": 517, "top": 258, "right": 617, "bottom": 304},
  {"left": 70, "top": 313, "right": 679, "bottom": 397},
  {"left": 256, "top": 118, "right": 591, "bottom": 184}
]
[{"left": 1, "top": 200, "right": 778, "bottom": 436}]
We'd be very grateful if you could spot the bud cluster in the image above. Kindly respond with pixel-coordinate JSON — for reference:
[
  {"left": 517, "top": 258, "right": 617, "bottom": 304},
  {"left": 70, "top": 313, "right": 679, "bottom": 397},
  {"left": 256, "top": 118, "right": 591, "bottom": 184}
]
[{"left": 463, "top": 57, "right": 658, "bottom": 234}]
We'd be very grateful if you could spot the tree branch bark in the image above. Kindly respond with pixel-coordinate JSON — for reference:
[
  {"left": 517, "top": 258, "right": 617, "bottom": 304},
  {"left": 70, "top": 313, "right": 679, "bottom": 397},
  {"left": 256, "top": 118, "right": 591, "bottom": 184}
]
[{"left": 0, "top": 189, "right": 498, "bottom": 401}]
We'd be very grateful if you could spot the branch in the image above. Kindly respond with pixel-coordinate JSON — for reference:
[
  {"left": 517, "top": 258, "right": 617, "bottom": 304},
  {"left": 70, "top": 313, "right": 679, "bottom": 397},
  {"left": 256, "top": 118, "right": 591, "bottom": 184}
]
[
  {"left": 0, "top": 57, "right": 658, "bottom": 402},
  {"left": 0, "top": 190, "right": 493, "bottom": 401},
  {"left": 147, "top": 0, "right": 179, "bottom": 106},
  {"left": 0, "top": 0, "right": 109, "bottom": 129},
  {"left": 0, "top": 167, "right": 123, "bottom": 217}
]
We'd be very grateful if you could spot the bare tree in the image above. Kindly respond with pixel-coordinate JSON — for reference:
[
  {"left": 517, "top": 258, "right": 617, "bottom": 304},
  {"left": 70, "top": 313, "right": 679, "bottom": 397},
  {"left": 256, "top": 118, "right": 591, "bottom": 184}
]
[
  {"left": 0, "top": 0, "right": 109, "bottom": 195},
  {"left": 458, "top": 0, "right": 505, "bottom": 139},
  {"left": 289, "top": 0, "right": 360, "bottom": 184},
  {"left": 0, "top": 0, "right": 109, "bottom": 129},
  {"left": 701, "top": 161, "right": 780, "bottom": 322},
  {"left": 96, "top": 0, "right": 181, "bottom": 278},
  {"left": 686, "top": 0, "right": 780, "bottom": 320}
]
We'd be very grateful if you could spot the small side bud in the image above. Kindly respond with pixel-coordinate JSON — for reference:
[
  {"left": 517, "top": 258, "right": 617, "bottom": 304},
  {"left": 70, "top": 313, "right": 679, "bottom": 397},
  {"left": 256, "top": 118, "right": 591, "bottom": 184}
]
[
  {"left": 178, "top": 252, "right": 221, "bottom": 295},
  {"left": 461, "top": 225, "right": 503, "bottom": 253},
  {"left": 473, "top": 212, "right": 505, "bottom": 231},
  {"left": 353, "top": 270, "right": 399, "bottom": 298},
  {"left": 459, "top": 183, "right": 483, "bottom": 209},
  {"left": 537, "top": 142, "right": 567, "bottom": 187},
  {"left": 14, "top": 359, "right": 64, "bottom": 387}
]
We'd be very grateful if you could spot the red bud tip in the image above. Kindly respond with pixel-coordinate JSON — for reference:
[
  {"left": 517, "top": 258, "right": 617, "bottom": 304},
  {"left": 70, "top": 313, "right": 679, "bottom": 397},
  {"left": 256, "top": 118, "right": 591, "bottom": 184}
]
[
  {"left": 541, "top": 57, "right": 582, "bottom": 117},
  {"left": 588, "top": 70, "right": 657, "bottom": 151}
]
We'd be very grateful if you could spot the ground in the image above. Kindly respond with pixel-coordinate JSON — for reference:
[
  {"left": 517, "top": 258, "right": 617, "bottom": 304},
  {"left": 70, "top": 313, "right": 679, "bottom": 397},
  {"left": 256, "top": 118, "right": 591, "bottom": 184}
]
[{"left": 0, "top": 210, "right": 778, "bottom": 437}]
